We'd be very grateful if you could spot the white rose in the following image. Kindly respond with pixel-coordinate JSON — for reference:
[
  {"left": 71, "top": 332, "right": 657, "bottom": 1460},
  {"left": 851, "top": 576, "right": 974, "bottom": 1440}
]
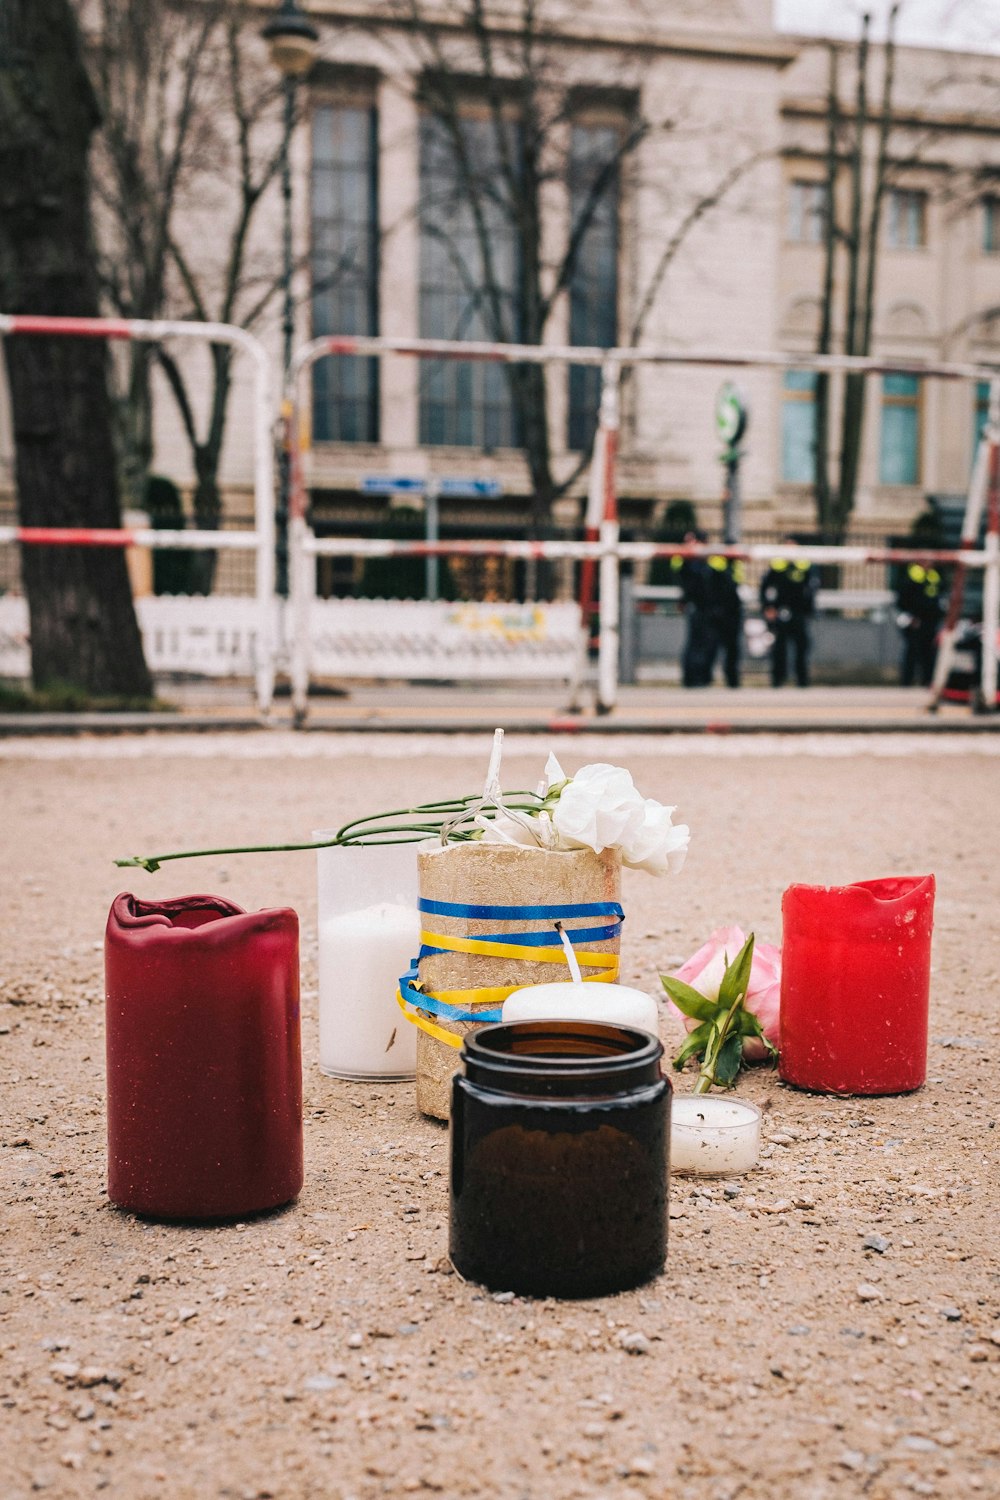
[
  {"left": 620, "top": 797, "right": 690, "bottom": 876},
  {"left": 550, "top": 762, "right": 646, "bottom": 855}
]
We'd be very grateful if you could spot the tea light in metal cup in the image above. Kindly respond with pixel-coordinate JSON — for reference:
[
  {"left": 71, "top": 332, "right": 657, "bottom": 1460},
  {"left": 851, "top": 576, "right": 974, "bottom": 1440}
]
[{"left": 670, "top": 1095, "right": 761, "bottom": 1175}]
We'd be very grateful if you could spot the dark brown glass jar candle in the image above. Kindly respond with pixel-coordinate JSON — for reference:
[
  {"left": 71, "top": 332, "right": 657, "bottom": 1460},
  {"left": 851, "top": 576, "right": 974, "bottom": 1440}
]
[{"left": 450, "top": 1020, "right": 670, "bottom": 1298}]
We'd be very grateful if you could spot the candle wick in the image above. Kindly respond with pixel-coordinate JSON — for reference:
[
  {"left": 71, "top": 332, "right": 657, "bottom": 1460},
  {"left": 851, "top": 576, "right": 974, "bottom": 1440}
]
[{"left": 554, "top": 922, "right": 583, "bottom": 985}]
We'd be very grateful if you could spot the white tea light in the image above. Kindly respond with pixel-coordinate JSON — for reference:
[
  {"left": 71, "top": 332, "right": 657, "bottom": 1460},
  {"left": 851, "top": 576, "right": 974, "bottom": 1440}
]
[
  {"left": 670, "top": 1096, "right": 761, "bottom": 1175},
  {"left": 502, "top": 981, "right": 659, "bottom": 1033}
]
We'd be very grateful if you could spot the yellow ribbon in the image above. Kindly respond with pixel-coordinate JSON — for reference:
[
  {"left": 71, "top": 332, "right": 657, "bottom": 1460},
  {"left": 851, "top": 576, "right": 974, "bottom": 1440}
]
[
  {"left": 400, "top": 924, "right": 621, "bottom": 1049},
  {"left": 397, "top": 988, "right": 466, "bottom": 1049},
  {"left": 419, "top": 929, "right": 618, "bottom": 969}
]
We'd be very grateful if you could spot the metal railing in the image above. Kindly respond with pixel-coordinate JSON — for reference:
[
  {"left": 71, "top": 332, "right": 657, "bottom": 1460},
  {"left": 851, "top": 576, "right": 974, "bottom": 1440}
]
[
  {"left": 0, "top": 314, "right": 277, "bottom": 711},
  {"left": 286, "top": 334, "right": 1000, "bottom": 718}
]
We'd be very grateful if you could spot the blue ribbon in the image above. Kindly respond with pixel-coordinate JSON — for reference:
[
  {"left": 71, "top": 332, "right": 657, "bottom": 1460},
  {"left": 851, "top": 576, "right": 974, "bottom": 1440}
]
[
  {"left": 398, "top": 962, "right": 503, "bottom": 1025},
  {"left": 418, "top": 897, "right": 624, "bottom": 923},
  {"left": 418, "top": 920, "right": 621, "bottom": 959},
  {"left": 400, "top": 897, "right": 624, "bottom": 1027}
]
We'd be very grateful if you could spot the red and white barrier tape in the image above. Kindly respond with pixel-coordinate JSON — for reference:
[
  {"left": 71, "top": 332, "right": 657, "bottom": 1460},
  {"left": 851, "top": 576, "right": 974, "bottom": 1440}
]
[{"left": 0, "top": 527, "right": 259, "bottom": 550}]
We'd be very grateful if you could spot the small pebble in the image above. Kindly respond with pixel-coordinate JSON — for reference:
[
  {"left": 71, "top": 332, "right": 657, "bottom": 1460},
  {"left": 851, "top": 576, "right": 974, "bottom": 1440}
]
[
  {"left": 770, "top": 1133, "right": 794, "bottom": 1146},
  {"left": 618, "top": 1331, "right": 651, "bottom": 1356},
  {"left": 863, "top": 1233, "right": 891, "bottom": 1254},
  {"left": 900, "top": 1435, "right": 938, "bottom": 1453},
  {"left": 723, "top": 1184, "right": 741, "bottom": 1199},
  {"left": 940, "top": 1307, "right": 962, "bottom": 1321},
  {"left": 347, "top": 1333, "right": 363, "bottom": 1349},
  {"left": 857, "top": 1283, "right": 882, "bottom": 1302}
]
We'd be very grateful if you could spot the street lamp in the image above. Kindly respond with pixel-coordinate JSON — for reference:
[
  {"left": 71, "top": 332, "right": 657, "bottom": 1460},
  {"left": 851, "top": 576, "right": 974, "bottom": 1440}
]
[{"left": 262, "top": 0, "right": 319, "bottom": 598}]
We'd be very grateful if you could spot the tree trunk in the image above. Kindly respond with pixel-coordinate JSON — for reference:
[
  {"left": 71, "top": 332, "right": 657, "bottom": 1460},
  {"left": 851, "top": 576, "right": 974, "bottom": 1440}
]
[
  {"left": 117, "top": 343, "right": 155, "bottom": 516},
  {"left": 834, "top": 15, "right": 871, "bottom": 540},
  {"left": 0, "top": 0, "right": 152, "bottom": 698},
  {"left": 813, "top": 43, "right": 840, "bottom": 535},
  {"left": 190, "top": 450, "right": 222, "bottom": 595}
]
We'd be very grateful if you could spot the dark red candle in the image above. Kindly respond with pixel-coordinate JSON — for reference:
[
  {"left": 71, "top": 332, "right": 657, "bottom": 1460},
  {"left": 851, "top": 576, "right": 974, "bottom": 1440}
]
[
  {"left": 105, "top": 894, "right": 303, "bottom": 1219},
  {"left": 779, "top": 875, "right": 935, "bottom": 1096}
]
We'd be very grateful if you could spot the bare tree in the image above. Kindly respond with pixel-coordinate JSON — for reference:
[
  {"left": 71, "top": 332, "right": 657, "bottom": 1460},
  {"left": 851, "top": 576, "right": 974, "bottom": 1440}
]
[
  {"left": 0, "top": 0, "right": 152, "bottom": 698},
  {"left": 377, "top": 0, "right": 764, "bottom": 535},
  {"left": 86, "top": 0, "right": 288, "bottom": 588},
  {"left": 812, "top": 5, "right": 901, "bottom": 537}
]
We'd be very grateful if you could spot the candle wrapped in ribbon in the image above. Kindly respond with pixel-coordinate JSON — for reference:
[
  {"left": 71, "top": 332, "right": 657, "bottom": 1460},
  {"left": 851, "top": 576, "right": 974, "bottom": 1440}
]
[{"left": 397, "top": 738, "right": 691, "bottom": 1119}]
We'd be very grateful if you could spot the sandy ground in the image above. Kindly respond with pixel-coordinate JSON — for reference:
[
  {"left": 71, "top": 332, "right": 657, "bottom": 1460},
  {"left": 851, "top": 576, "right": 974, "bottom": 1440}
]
[{"left": 2, "top": 731, "right": 999, "bottom": 1500}]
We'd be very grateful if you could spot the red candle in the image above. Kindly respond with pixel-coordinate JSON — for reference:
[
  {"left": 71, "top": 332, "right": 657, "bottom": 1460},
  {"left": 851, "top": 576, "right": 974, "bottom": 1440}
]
[
  {"left": 105, "top": 894, "right": 303, "bottom": 1219},
  {"left": 779, "top": 875, "right": 935, "bottom": 1096}
]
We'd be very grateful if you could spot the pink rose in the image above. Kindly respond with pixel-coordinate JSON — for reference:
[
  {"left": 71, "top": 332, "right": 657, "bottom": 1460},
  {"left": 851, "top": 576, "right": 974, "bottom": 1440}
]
[{"left": 668, "top": 924, "right": 781, "bottom": 1061}]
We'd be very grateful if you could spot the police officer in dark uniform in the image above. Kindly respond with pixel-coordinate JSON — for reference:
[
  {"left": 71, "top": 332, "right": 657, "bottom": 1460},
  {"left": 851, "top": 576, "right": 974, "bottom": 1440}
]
[
  {"left": 896, "top": 563, "right": 944, "bottom": 686},
  {"left": 671, "top": 532, "right": 743, "bottom": 687},
  {"left": 704, "top": 552, "right": 744, "bottom": 688},
  {"left": 671, "top": 530, "right": 713, "bottom": 687},
  {"left": 760, "top": 543, "right": 819, "bottom": 688}
]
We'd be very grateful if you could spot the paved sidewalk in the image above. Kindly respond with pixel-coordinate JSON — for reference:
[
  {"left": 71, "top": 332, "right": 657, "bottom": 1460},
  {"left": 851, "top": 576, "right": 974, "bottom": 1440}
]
[{"left": 0, "top": 682, "right": 994, "bottom": 734}]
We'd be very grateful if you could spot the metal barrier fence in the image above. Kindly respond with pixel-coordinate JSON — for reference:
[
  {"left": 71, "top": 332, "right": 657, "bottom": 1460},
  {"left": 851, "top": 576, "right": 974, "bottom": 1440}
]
[
  {"left": 287, "top": 336, "right": 1000, "bottom": 718},
  {"left": 2, "top": 319, "right": 997, "bottom": 717},
  {"left": 0, "top": 314, "right": 277, "bottom": 711}
]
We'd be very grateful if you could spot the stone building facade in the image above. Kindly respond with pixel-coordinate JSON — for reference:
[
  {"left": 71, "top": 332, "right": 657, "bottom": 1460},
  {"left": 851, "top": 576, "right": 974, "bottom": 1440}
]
[{"left": 2, "top": 1, "right": 1000, "bottom": 559}]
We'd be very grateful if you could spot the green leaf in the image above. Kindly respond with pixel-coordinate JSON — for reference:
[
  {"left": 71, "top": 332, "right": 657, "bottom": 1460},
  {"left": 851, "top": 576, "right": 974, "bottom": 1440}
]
[
  {"left": 672, "top": 1021, "right": 712, "bottom": 1071},
  {"left": 660, "top": 976, "right": 718, "bottom": 1023},
  {"left": 739, "top": 1008, "right": 766, "bottom": 1038},
  {"left": 714, "top": 1031, "right": 744, "bottom": 1087},
  {"left": 718, "top": 933, "right": 755, "bottom": 1010}
]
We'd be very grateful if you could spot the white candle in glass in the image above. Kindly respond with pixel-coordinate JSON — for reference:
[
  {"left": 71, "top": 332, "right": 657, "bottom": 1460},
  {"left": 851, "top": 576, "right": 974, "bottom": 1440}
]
[
  {"left": 316, "top": 839, "right": 420, "bottom": 1080},
  {"left": 670, "top": 1096, "right": 761, "bottom": 1175}
]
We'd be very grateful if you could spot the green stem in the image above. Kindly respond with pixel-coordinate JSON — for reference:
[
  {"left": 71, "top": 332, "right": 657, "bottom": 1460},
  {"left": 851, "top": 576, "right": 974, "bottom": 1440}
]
[
  {"left": 114, "top": 792, "right": 549, "bottom": 872},
  {"left": 693, "top": 990, "right": 745, "bottom": 1095}
]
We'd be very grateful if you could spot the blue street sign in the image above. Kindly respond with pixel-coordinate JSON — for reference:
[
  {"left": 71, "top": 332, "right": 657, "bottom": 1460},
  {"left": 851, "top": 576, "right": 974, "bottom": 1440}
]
[
  {"left": 360, "top": 476, "right": 503, "bottom": 499},
  {"left": 437, "top": 478, "right": 504, "bottom": 498},
  {"left": 360, "top": 476, "right": 427, "bottom": 496}
]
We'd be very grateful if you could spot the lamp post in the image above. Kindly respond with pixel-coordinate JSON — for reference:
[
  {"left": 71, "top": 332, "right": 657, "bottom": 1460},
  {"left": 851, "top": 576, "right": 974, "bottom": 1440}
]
[{"left": 262, "top": 0, "right": 319, "bottom": 599}]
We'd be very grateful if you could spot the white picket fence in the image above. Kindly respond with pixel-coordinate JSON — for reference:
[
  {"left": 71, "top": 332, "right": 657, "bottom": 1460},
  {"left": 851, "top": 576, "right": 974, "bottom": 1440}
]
[{"left": 0, "top": 595, "right": 581, "bottom": 683}]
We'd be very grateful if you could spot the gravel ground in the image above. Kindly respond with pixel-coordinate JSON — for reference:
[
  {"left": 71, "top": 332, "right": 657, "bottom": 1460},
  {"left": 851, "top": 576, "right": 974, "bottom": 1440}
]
[{"left": 2, "top": 732, "right": 999, "bottom": 1500}]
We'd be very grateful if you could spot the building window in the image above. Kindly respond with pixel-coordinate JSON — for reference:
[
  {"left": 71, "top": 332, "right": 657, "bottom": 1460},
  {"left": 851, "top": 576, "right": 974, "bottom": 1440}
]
[
  {"left": 417, "top": 112, "right": 520, "bottom": 449},
  {"left": 886, "top": 188, "right": 927, "bottom": 249},
  {"left": 780, "top": 370, "right": 817, "bottom": 483},
  {"left": 787, "top": 180, "right": 825, "bottom": 244},
  {"left": 984, "top": 197, "right": 1000, "bottom": 254},
  {"left": 311, "top": 102, "right": 379, "bottom": 443},
  {"left": 568, "top": 122, "right": 620, "bottom": 452},
  {"left": 880, "top": 373, "right": 921, "bottom": 485}
]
